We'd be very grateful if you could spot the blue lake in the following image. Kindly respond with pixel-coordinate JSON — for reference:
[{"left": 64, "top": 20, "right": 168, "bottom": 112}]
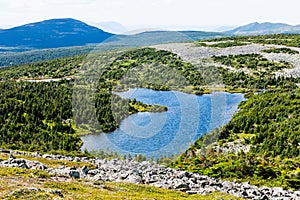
[{"left": 80, "top": 88, "right": 245, "bottom": 158}]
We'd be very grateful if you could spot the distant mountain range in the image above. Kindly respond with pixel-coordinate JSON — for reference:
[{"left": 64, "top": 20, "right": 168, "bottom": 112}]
[
  {"left": 0, "top": 18, "right": 224, "bottom": 49},
  {"left": 225, "top": 22, "right": 300, "bottom": 35},
  {"left": 107, "top": 30, "right": 225, "bottom": 47},
  {"left": 0, "top": 18, "right": 113, "bottom": 48},
  {"left": 1, "top": 18, "right": 300, "bottom": 50}
]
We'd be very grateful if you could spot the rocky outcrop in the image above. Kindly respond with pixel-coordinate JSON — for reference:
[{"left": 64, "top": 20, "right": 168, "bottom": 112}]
[
  {"left": 0, "top": 150, "right": 299, "bottom": 199},
  {"left": 208, "top": 140, "right": 251, "bottom": 155},
  {"left": 0, "top": 158, "right": 47, "bottom": 170}
]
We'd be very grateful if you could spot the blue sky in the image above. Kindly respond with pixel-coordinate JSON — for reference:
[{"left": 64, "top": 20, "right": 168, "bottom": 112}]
[{"left": 0, "top": 0, "right": 299, "bottom": 30}]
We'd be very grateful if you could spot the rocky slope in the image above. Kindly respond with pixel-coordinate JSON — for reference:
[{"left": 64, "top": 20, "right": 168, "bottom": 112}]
[{"left": 1, "top": 150, "right": 299, "bottom": 199}]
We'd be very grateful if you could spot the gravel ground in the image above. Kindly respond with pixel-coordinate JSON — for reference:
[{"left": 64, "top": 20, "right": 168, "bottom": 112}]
[{"left": 152, "top": 43, "right": 300, "bottom": 78}]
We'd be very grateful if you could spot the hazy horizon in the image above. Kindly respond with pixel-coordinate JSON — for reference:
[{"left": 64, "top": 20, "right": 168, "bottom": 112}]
[{"left": 1, "top": 0, "right": 299, "bottom": 32}]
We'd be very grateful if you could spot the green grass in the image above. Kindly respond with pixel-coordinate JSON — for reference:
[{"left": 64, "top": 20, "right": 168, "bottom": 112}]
[{"left": 0, "top": 167, "right": 50, "bottom": 179}]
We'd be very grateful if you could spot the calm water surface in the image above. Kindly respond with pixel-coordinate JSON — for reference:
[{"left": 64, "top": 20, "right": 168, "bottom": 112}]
[{"left": 81, "top": 88, "right": 245, "bottom": 158}]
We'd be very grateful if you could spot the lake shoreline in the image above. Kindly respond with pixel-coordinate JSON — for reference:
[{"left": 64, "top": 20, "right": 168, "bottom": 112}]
[{"left": 80, "top": 88, "right": 245, "bottom": 159}]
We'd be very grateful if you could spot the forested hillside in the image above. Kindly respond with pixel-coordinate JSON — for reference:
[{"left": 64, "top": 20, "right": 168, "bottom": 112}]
[
  {"left": 0, "top": 55, "right": 86, "bottom": 80},
  {"left": 0, "top": 81, "right": 81, "bottom": 153},
  {"left": 169, "top": 34, "right": 300, "bottom": 189},
  {"left": 0, "top": 46, "right": 93, "bottom": 67}
]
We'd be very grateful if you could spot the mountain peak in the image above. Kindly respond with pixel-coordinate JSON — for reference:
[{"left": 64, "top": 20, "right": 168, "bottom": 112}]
[
  {"left": 0, "top": 18, "right": 114, "bottom": 48},
  {"left": 20, "top": 18, "right": 85, "bottom": 27},
  {"left": 17, "top": 18, "right": 101, "bottom": 32},
  {"left": 38, "top": 18, "right": 79, "bottom": 23},
  {"left": 225, "top": 22, "right": 298, "bottom": 35}
]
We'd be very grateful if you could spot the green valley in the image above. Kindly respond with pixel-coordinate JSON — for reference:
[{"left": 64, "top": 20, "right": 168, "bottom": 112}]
[{"left": 0, "top": 33, "right": 299, "bottom": 198}]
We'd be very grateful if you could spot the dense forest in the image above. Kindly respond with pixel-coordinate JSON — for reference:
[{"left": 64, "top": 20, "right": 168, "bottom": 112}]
[
  {"left": 0, "top": 80, "right": 81, "bottom": 153},
  {"left": 103, "top": 48, "right": 205, "bottom": 89},
  {"left": 221, "top": 89, "right": 300, "bottom": 158},
  {"left": 0, "top": 46, "right": 92, "bottom": 67},
  {"left": 0, "top": 55, "right": 86, "bottom": 80}
]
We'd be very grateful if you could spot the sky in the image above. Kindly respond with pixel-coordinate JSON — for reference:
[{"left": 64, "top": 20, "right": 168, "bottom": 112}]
[{"left": 0, "top": 0, "right": 300, "bottom": 31}]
